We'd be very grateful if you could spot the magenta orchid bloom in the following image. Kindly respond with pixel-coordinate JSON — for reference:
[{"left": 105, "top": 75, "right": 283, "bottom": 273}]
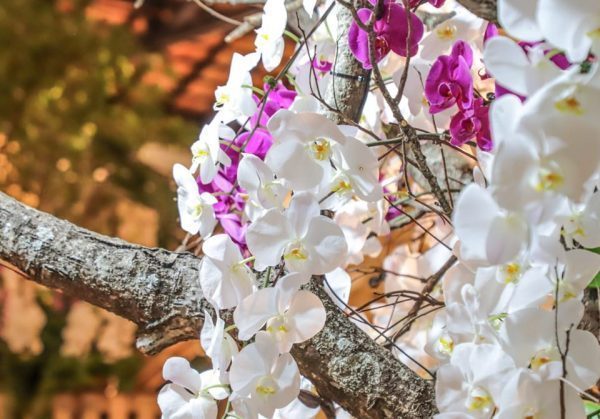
[
  {"left": 196, "top": 82, "right": 296, "bottom": 249},
  {"left": 449, "top": 98, "right": 492, "bottom": 151},
  {"left": 348, "top": 1, "right": 424, "bottom": 70},
  {"left": 425, "top": 40, "right": 474, "bottom": 114}
]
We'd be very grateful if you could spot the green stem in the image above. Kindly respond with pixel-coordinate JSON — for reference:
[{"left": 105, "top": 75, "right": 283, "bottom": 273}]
[{"left": 284, "top": 30, "right": 300, "bottom": 43}]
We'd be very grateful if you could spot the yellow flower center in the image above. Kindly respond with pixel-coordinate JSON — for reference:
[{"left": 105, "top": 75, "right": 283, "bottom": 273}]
[
  {"left": 255, "top": 376, "right": 278, "bottom": 396},
  {"left": 332, "top": 179, "right": 352, "bottom": 194},
  {"left": 535, "top": 169, "right": 564, "bottom": 192},
  {"left": 267, "top": 315, "right": 289, "bottom": 334},
  {"left": 436, "top": 24, "right": 458, "bottom": 40},
  {"left": 530, "top": 348, "right": 558, "bottom": 370},
  {"left": 438, "top": 337, "right": 454, "bottom": 355},
  {"left": 256, "top": 385, "right": 276, "bottom": 395},
  {"left": 502, "top": 263, "right": 521, "bottom": 284},
  {"left": 192, "top": 203, "right": 203, "bottom": 218},
  {"left": 215, "top": 87, "right": 230, "bottom": 106},
  {"left": 554, "top": 96, "right": 584, "bottom": 115},
  {"left": 310, "top": 138, "right": 331, "bottom": 161},
  {"left": 466, "top": 387, "right": 493, "bottom": 412},
  {"left": 194, "top": 149, "right": 209, "bottom": 158},
  {"left": 284, "top": 246, "right": 308, "bottom": 261},
  {"left": 587, "top": 27, "right": 600, "bottom": 39}
]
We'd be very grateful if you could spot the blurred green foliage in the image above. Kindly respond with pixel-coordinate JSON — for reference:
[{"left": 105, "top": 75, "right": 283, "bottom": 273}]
[
  {"left": 0, "top": 0, "right": 200, "bottom": 416},
  {"left": 0, "top": 0, "right": 197, "bottom": 245}
]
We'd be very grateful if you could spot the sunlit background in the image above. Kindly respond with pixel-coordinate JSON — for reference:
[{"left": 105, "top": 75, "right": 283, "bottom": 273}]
[{"left": 0, "top": 0, "right": 260, "bottom": 416}]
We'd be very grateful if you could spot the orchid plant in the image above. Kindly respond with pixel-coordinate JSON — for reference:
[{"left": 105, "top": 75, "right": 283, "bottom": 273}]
[{"left": 160, "top": 0, "right": 600, "bottom": 417}]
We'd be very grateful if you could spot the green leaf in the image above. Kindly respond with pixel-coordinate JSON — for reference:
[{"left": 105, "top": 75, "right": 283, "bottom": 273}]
[
  {"left": 589, "top": 272, "right": 600, "bottom": 288},
  {"left": 585, "top": 400, "right": 600, "bottom": 418},
  {"left": 587, "top": 248, "right": 600, "bottom": 289}
]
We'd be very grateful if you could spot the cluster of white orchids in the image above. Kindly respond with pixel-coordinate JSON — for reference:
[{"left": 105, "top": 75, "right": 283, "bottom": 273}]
[{"left": 159, "top": 0, "right": 600, "bottom": 417}]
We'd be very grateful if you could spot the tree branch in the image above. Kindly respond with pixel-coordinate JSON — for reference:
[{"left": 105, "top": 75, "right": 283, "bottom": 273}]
[
  {"left": 0, "top": 191, "right": 436, "bottom": 418},
  {"left": 456, "top": 0, "right": 497, "bottom": 22},
  {"left": 320, "top": 0, "right": 371, "bottom": 123},
  {"left": 0, "top": 191, "right": 208, "bottom": 354}
]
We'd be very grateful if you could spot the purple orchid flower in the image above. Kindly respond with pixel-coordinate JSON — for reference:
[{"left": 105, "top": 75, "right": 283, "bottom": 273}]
[
  {"left": 195, "top": 82, "right": 296, "bottom": 250},
  {"left": 425, "top": 40, "right": 474, "bottom": 114},
  {"left": 251, "top": 82, "right": 297, "bottom": 128},
  {"left": 449, "top": 98, "right": 492, "bottom": 151},
  {"left": 312, "top": 56, "right": 333, "bottom": 73},
  {"left": 348, "top": 1, "right": 424, "bottom": 70},
  {"left": 234, "top": 128, "right": 273, "bottom": 161},
  {"left": 217, "top": 212, "right": 247, "bottom": 248}
]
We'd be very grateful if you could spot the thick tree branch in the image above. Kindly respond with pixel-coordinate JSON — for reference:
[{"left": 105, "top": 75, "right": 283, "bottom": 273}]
[
  {"left": 0, "top": 191, "right": 208, "bottom": 354},
  {"left": 321, "top": 1, "right": 371, "bottom": 123},
  {"left": 0, "top": 191, "right": 436, "bottom": 418},
  {"left": 456, "top": 0, "right": 497, "bottom": 22}
]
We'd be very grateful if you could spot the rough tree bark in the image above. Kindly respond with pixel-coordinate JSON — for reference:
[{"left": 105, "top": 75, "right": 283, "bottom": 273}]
[
  {"left": 0, "top": 1, "right": 511, "bottom": 418},
  {"left": 0, "top": 191, "right": 436, "bottom": 418},
  {"left": 457, "top": 0, "right": 497, "bottom": 22},
  {"left": 320, "top": 1, "right": 370, "bottom": 124}
]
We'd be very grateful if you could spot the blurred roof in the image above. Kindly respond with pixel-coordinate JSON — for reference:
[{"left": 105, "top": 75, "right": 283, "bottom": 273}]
[{"left": 85, "top": 0, "right": 260, "bottom": 119}]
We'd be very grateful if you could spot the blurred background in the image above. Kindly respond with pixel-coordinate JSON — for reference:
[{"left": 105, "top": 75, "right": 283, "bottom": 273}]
[{"left": 0, "top": 0, "right": 261, "bottom": 416}]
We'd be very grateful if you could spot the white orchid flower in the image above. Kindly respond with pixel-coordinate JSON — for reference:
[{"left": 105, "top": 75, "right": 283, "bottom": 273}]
[
  {"left": 453, "top": 183, "right": 528, "bottom": 266},
  {"left": 502, "top": 305, "right": 600, "bottom": 390},
  {"left": 229, "top": 333, "right": 301, "bottom": 418},
  {"left": 200, "top": 309, "right": 238, "bottom": 380},
  {"left": 329, "top": 136, "right": 383, "bottom": 202},
  {"left": 214, "top": 52, "right": 260, "bottom": 123},
  {"left": 497, "top": 0, "right": 542, "bottom": 42},
  {"left": 332, "top": 200, "right": 387, "bottom": 266},
  {"left": 537, "top": 0, "right": 600, "bottom": 62},
  {"left": 265, "top": 110, "right": 347, "bottom": 191},
  {"left": 324, "top": 267, "right": 351, "bottom": 309},
  {"left": 173, "top": 164, "right": 217, "bottom": 237},
  {"left": 552, "top": 249, "right": 600, "bottom": 303},
  {"left": 561, "top": 191, "right": 600, "bottom": 248},
  {"left": 484, "top": 37, "right": 564, "bottom": 97},
  {"left": 496, "top": 369, "right": 586, "bottom": 419},
  {"left": 273, "top": 376, "right": 320, "bottom": 419},
  {"left": 237, "top": 153, "right": 289, "bottom": 213},
  {"left": 435, "top": 343, "right": 517, "bottom": 418},
  {"left": 392, "top": 59, "right": 432, "bottom": 119},
  {"left": 487, "top": 93, "right": 522, "bottom": 154},
  {"left": 473, "top": 265, "right": 553, "bottom": 317},
  {"left": 246, "top": 191, "right": 348, "bottom": 274},
  {"left": 255, "top": 0, "right": 287, "bottom": 71},
  {"left": 199, "top": 234, "right": 256, "bottom": 310},
  {"left": 490, "top": 130, "right": 598, "bottom": 214},
  {"left": 444, "top": 284, "right": 500, "bottom": 347},
  {"left": 157, "top": 357, "right": 228, "bottom": 419},
  {"left": 484, "top": 69, "right": 600, "bottom": 214},
  {"left": 190, "top": 117, "right": 233, "bottom": 184},
  {"left": 233, "top": 275, "right": 325, "bottom": 353},
  {"left": 419, "top": 8, "right": 484, "bottom": 61}
]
